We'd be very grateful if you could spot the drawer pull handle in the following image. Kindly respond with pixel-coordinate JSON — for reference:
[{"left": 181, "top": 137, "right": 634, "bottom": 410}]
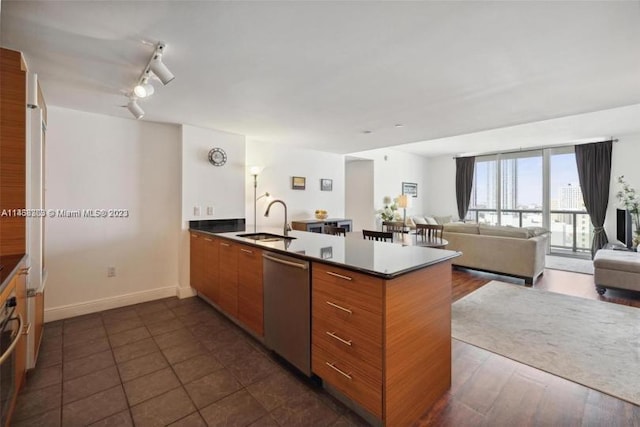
[
  {"left": 220, "top": 242, "right": 230, "bottom": 247},
  {"left": 22, "top": 322, "right": 32, "bottom": 336},
  {"left": 325, "top": 301, "right": 352, "bottom": 314},
  {"left": 240, "top": 248, "right": 253, "bottom": 254},
  {"left": 325, "top": 362, "right": 352, "bottom": 380},
  {"left": 326, "top": 271, "right": 352, "bottom": 281},
  {"left": 326, "top": 331, "right": 352, "bottom": 346},
  {"left": 204, "top": 238, "right": 212, "bottom": 242}
]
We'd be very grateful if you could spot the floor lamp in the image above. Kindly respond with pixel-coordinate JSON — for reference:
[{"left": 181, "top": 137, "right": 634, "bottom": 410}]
[
  {"left": 250, "top": 166, "right": 269, "bottom": 233},
  {"left": 397, "top": 194, "right": 409, "bottom": 230}
]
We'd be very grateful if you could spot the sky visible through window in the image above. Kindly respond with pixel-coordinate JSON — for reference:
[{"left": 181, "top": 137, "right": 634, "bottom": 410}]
[{"left": 472, "top": 153, "right": 581, "bottom": 209}]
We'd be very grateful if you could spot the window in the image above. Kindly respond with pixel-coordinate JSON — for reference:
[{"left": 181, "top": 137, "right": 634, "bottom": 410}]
[{"left": 467, "top": 147, "right": 591, "bottom": 257}]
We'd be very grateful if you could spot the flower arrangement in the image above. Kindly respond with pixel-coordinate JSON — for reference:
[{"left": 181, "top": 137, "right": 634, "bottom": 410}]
[
  {"left": 377, "top": 196, "right": 401, "bottom": 222},
  {"left": 616, "top": 176, "right": 640, "bottom": 247}
]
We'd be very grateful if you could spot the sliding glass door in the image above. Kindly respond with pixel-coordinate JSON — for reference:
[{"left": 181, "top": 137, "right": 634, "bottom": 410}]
[{"left": 467, "top": 147, "right": 591, "bottom": 257}]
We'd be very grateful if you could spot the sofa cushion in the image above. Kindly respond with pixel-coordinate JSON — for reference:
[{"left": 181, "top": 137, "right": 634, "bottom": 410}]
[
  {"left": 479, "top": 224, "right": 529, "bottom": 239},
  {"left": 594, "top": 249, "right": 640, "bottom": 274},
  {"left": 443, "top": 223, "right": 479, "bottom": 234},
  {"left": 525, "top": 226, "right": 550, "bottom": 238},
  {"left": 434, "top": 215, "right": 453, "bottom": 225}
]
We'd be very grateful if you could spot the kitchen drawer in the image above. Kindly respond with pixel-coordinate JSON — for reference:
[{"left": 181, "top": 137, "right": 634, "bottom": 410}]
[
  {"left": 312, "top": 315, "right": 382, "bottom": 372},
  {"left": 312, "top": 263, "right": 382, "bottom": 315},
  {"left": 312, "top": 288, "right": 382, "bottom": 346},
  {"left": 312, "top": 344, "right": 382, "bottom": 417}
]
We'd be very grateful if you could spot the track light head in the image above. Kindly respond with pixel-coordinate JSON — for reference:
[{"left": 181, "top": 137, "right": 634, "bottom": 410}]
[
  {"left": 133, "top": 80, "right": 155, "bottom": 98},
  {"left": 149, "top": 55, "right": 175, "bottom": 85},
  {"left": 127, "top": 99, "right": 144, "bottom": 119}
]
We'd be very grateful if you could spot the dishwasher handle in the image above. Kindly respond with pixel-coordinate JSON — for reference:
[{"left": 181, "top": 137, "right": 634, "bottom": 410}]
[{"left": 263, "top": 253, "right": 309, "bottom": 270}]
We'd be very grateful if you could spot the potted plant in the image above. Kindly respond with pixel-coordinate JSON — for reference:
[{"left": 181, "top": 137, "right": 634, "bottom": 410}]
[
  {"left": 377, "top": 196, "right": 401, "bottom": 222},
  {"left": 616, "top": 176, "right": 640, "bottom": 248}
]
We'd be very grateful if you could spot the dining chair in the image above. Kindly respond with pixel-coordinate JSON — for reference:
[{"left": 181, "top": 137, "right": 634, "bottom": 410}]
[
  {"left": 416, "top": 224, "right": 444, "bottom": 242},
  {"left": 324, "top": 226, "right": 346, "bottom": 236},
  {"left": 382, "top": 221, "right": 405, "bottom": 234},
  {"left": 362, "top": 230, "right": 394, "bottom": 242}
]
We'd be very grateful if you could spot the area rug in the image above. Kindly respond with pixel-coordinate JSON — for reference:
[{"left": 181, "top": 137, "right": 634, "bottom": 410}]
[
  {"left": 452, "top": 281, "right": 640, "bottom": 405},
  {"left": 545, "top": 255, "right": 594, "bottom": 275}
]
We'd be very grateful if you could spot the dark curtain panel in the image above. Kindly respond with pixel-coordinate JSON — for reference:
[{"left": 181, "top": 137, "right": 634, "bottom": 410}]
[
  {"left": 455, "top": 157, "right": 476, "bottom": 221},
  {"left": 575, "top": 140, "right": 613, "bottom": 258}
]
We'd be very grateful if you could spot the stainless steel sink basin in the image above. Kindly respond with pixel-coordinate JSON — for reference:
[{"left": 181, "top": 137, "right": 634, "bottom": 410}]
[{"left": 236, "top": 233, "right": 296, "bottom": 242}]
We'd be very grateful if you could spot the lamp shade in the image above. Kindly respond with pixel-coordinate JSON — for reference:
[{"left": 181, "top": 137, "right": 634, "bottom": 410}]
[
  {"left": 397, "top": 194, "right": 409, "bottom": 209},
  {"left": 249, "top": 166, "right": 264, "bottom": 176}
]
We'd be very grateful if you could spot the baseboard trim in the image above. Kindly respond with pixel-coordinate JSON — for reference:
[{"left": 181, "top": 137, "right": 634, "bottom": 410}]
[
  {"left": 44, "top": 285, "right": 179, "bottom": 322},
  {"left": 177, "top": 286, "right": 197, "bottom": 299}
]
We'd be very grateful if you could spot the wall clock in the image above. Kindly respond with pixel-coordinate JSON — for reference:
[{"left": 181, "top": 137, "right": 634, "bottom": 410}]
[{"left": 208, "top": 147, "right": 227, "bottom": 166}]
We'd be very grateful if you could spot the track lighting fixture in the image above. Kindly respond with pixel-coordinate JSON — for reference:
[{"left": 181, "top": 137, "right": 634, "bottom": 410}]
[
  {"left": 126, "top": 41, "right": 174, "bottom": 119},
  {"left": 127, "top": 99, "right": 144, "bottom": 120},
  {"left": 133, "top": 79, "right": 155, "bottom": 98}
]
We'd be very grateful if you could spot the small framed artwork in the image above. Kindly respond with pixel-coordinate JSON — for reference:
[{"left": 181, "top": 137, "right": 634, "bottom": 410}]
[
  {"left": 320, "top": 178, "right": 333, "bottom": 191},
  {"left": 320, "top": 246, "right": 333, "bottom": 259},
  {"left": 402, "top": 182, "right": 418, "bottom": 198},
  {"left": 292, "top": 176, "right": 306, "bottom": 190}
]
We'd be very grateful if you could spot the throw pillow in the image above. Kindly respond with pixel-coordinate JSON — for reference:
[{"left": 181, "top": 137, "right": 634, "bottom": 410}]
[
  {"left": 434, "top": 215, "right": 452, "bottom": 225},
  {"left": 412, "top": 216, "right": 428, "bottom": 225},
  {"left": 424, "top": 216, "right": 438, "bottom": 225}
]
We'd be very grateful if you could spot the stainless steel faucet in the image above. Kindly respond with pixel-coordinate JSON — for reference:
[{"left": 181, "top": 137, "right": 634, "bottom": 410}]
[{"left": 264, "top": 199, "right": 292, "bottom": 236}]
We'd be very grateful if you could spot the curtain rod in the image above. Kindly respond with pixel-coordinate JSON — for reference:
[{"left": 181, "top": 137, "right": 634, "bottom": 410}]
[{"left": 452, "top": 138, "right": 618, "bottom": 159}]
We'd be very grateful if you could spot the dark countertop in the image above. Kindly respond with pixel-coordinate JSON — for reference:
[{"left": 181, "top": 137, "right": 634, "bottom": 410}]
[
  {"left": 190, "top": 226, "right": 459, "bottom": 279},
  {"left": 0, "top": 254, "right": 26, "bottom": 293}
]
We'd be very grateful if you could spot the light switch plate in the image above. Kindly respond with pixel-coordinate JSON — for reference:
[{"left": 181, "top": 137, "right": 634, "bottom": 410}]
[
  {"left": 207, "top": 206, "right": 214, "bottom": 215},
  {"left": 194, "top": 206, "right": 201, "bottom": 216}
]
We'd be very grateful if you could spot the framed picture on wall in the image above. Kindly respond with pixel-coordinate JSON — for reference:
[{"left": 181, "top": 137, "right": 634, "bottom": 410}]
[
  {"left": 320, "top": 179, "right": 333, "bottom": 191},
  {"left": 292, "top": 176, "right": 306, "bottom": 190},
  {"left": 402, "top": 182, "right": 418, "bottom": 198}
]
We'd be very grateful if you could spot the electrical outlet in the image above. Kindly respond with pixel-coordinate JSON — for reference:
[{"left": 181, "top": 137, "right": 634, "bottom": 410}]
[
  {"left": 107, "top": 267, "right": 116, "bottom": 277},
  {"left": 194, "top": 206, "right": 201, "bottom": 216},
  {"left": 207, "top": 206, "right": 214, "bottom": 215}
]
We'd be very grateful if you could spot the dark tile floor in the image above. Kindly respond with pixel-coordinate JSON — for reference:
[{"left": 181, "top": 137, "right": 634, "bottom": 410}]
[{"left": 13, "top": 297, "right": 368, "bottom": 426}]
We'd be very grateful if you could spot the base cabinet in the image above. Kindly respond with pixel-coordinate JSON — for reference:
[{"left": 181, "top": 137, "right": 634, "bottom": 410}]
[
  {"left": 190, "top": 232, "right": 264, "bottom": 337},
  {"left": 238, "top": 245, "right": 264, "bottom": 336},
  {"left": 311, "top": 261, "right": 453, "bottom": 426}
]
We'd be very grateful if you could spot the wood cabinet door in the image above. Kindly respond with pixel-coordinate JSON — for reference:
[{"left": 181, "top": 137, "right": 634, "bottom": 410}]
[
  {"left": 218, "top": 241, "right": 238, "bottom": 317},
  {"left": 237, "top": 244, "right": 263, "bottom": 336},
  {"left": 190, "top": 233, "right": 205, "bottom": 293},
  {"left": 203, "top": 236, "right": 219, "bottom": 304}
]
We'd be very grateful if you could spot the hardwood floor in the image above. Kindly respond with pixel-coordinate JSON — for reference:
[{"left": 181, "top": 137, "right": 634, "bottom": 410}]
[{"left": 418, "top": 267, "right": 640, "bottom": 426}]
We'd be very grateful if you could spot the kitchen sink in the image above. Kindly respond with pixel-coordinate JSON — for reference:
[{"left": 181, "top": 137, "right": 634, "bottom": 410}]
[{"left": 236, "top": 232, "right": 296, "bottom": 242}]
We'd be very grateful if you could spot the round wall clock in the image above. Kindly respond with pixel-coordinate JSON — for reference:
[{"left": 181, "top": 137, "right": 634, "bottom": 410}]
[{"left": 208, "top": 147, "right": 227, "bottom": 166}]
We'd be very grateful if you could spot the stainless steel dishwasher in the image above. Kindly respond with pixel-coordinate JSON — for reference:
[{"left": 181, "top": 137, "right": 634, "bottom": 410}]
[{"left": 263, "top": 251, "right": 311, "bottom": 376}]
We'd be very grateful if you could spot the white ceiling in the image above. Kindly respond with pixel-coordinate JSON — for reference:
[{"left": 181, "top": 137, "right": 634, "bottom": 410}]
[{"left": 2, "top": 1, "right": 640, "bottom": 156}]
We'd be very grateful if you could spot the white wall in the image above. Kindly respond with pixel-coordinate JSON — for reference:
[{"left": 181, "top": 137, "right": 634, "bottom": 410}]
[
  {"left": 605, "top": 133, "right": 640, "bottom": 242},
  {"left": 45, "top": 106, "right": 181, "bottom": 320},
  {"left": 425, "top": 155, "right": 458, "bottom": 217},
  {"left": 245, "top": 140, "right": 346, "bottom": 229},
  {"left": 348, "top": 148, "right": 430, "bottom": 225},
  {"left": 346, "top": 160, "right": 375, "bottom": 232},
  {"left": 181, "top": 125, "right": 246, "bottom": 221}
]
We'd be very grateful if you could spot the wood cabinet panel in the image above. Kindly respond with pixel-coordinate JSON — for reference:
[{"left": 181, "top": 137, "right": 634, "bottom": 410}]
[
  {"left": 0, "top": 48, "right": 26, "bottom": 256},
  {"left": 189, "top": 233, "right": 205, "bottom": 293},
  {"left": 203, "top": 236, "right": 219, "bottom": 304},
  {"left": 312, "top": 264, "right": 383, "bottom": 316},
  {"left": 218, "top": 241, "right": 238, "bottom": 317},
  {"left": 312, "top": 344, "right": 382, "bottom": 417},
  {"left": 237, "top": 244, "right": 263, "bottom": 336}
]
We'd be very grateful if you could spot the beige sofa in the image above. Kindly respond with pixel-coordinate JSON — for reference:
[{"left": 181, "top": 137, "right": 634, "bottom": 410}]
[{"left": 443, "top": 223, "right": 549, "bottom": 284}]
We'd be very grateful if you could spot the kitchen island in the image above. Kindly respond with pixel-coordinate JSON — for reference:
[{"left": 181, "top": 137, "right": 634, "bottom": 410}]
[{"left": 189, "top": 226, "right": 459, "bottom": 426}]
